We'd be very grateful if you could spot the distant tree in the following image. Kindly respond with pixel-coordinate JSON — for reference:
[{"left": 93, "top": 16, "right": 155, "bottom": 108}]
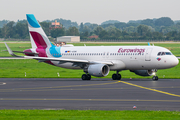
[
  {"left": 14, "top": 22, "right": 28, "bottom": 39},
  {"left": 79, "top": 22, "right": 84, "bottom": 33},
  {"left": 82, "top": 26, "right": 90, "bottom": 34},
  {"left": 122, "top": 30, "right": 129, "bottom": 37},
  {"left": 93, "top": 26, "right": 104, "bottom": 35},
  {"left": 1, "top": 21, "right": 15, "bottom": 38},
  {"left": 84, "top": 22, "right": 91, "bottom": 26},
  {"left": 88, "top": 24, "right": 98, "bottom": 32},
  {"left": 137, "top": 25, "right": 151, "bottom": 36},
  {"left": 154, "top": 17, "right": 174, "bottom": 26},
  {"left": 80, "top": 31, "right": 89, "bottom": 39},
  {"left": 1, "top": 24, "right": 8, "bottom": 38},
  {"left": 166, "top": 31, "right": 178, "bottom": 40},
  {"left": 128, "top": 20, "right": 142, "bottom": 24},
  {"left": 114, "top": 22, "right": 127, "bottom": 30},
  {"left": 99, "top": 30, "right": 108, "bottom": 39},
  {"left": 40, "top": 22, "right": 51, "bottom": 36},
  {"left": 0, "top": 28, "right": 2, "bottom": 37},
  {"left": 51, "top": 28, "right": 65, "bottom": 38},
  {"left": 152, "top": 32, "right": 163, "bottom": 39},
  {"left": 140, "top": 19, "right": 154, "bottom": 26},
  {"left": 125, "top": 26, "right": 136, "bottom": 33},
  {"left": 108, "top": 27, "right": 122, "bottom": 39},
  {"left": 66, "top": 27, "right": 79, "bottom": 36},
  {"left": 130, "top": 32, "right": 139, "bottom": 39},
  {"left": 101, "top": 20, "right": 120, "bottom": 25},
  {"left": 0, "top": 20, "right": 9, "bottom": 28}
]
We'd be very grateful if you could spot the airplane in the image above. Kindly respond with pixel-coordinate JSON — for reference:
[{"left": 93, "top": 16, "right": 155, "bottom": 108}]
[{"left": 5, "top": 14, "right": 179, "bottom": 81}]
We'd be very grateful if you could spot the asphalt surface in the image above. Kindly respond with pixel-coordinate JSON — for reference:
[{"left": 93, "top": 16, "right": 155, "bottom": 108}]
[{"left": 0, "top": 78, "right": 180, "bottom": 110}]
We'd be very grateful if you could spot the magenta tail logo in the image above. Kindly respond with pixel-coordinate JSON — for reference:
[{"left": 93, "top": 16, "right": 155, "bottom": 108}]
[{"left": 157, "top": 57, "right": 161, "bottom": 61}]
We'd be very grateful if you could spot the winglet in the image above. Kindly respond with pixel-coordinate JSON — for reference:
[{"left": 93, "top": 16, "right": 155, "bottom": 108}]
[
  {"left": 4, "top": 43, "right": 21, "bottom": 57},
  {"left": 148, "top": 42, "right": 151, "bottom": 46}
]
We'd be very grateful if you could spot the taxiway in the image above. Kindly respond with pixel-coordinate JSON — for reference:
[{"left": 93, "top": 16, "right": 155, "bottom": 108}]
[{"left": 0, "top": 78, "right": 179, "bottom": 110}]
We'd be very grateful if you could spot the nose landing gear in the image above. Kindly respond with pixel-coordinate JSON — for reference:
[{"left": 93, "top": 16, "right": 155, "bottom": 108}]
[
  {"left": 152, "top": 69, "right": 158, "bottom": 81},
  {"left": 152, "top": 76, "right": 158, "bottom": 81}
]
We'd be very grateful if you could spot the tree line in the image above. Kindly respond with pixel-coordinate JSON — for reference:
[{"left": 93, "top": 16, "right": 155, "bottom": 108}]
[{"left": 0, "top": 17, "right": 180, "bottom": 40}]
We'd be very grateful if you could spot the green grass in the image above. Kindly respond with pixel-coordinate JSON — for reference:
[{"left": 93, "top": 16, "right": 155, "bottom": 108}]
[
  {"left": 0, "top": 59, "right": 179, "bottom": 79},
  {"left": 0, "top": 110, "right": 179, "bottom": 120}
]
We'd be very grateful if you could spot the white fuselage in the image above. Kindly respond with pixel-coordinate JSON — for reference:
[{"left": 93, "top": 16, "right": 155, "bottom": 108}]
[{"left": 46, "top": 45, "right": 179, "bottom": 71}]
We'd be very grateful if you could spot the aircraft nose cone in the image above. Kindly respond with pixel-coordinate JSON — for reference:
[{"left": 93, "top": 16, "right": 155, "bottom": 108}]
[{"left": 172, "top": 57, "right": 179, "bottom": 67}]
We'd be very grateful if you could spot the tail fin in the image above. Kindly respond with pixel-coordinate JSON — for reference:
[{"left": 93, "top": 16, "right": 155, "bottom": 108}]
[{"left": 26, "top": 14, "right": 52, "bottom": 49}]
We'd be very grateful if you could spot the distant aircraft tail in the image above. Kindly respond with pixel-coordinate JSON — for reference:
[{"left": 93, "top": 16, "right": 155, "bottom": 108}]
[{"left": 26, "top": 14, "right": 52, "bottom": 49}]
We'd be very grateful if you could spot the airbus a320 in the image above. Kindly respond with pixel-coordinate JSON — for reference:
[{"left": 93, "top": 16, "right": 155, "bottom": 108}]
[{"left": 5, "top": 14, "right": 179, "bottom": 81}]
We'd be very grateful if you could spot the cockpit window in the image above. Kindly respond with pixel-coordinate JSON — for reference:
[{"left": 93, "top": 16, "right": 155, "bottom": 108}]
[
  {"left": 165, "top": 52, "right": 172, "bottom": 55},
  {"left": 157, "top": 52, "right": 161, "bottom": 56},
  {"left": 157, "top": 52, "right": 172, "bottom": 56},
  {"left": 161, "top": 52, "right": 165, "bottom": 55}
]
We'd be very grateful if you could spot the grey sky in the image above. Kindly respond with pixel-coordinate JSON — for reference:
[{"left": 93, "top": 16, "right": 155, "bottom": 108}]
[{"left": 0, "top": 0, "right": 179, "bottom": 24}]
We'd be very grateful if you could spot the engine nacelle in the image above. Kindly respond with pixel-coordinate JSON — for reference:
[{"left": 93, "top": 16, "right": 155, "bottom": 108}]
[
  {"left": 130, "top": 70, "right": 155, "bottom": 76},
  {"left": 88, "top": 64, "right": 110, "bottom": 77}
]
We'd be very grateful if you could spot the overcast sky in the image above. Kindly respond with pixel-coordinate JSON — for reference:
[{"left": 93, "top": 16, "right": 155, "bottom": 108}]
[{"left": 0, "top": 0, "right": 179, "bottom": 24}]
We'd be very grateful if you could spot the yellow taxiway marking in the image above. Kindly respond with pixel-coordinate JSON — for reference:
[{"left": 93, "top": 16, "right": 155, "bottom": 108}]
[
  {"left": 0, "top": 98, "right": 179, "bottom": 102},
  {"left": 0, "top": 81, "right": 121, "bottom": 92},
  {"left": 120, "top": 81, "right": 180, "bottom": 97}
]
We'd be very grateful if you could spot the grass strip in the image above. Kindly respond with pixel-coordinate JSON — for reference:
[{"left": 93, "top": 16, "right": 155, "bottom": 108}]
[
  {"left": 0, "top": 110, "right": 179, "bottom": 120},
  {"left": 0, "top": 59, "right": 179, "bottom": 79}
]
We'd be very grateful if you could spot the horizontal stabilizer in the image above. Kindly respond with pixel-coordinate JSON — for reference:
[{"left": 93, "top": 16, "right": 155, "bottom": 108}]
[
  {"left": 4, "top": 43, "right": 21, "bottom": 57},
  {"left": 12, "top": 51, "right": 38, "bottom": 55}
]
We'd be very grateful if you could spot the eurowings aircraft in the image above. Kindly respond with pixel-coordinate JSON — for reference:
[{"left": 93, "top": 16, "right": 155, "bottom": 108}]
[{"left": 5, "top": 14, "right": 179, "bottom": 81}]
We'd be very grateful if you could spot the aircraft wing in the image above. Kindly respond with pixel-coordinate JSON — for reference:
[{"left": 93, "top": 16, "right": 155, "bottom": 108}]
[
  {"left": 5, "top": 43, "right": 113, "bottom": 65},
  {"left": 24, "top": 56, "right": 113, "bottom": 65}
]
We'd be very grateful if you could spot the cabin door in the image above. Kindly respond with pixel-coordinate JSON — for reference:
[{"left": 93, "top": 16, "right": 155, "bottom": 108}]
[{"left": 145, "top": 48, "right": 152, "bottom": 61}]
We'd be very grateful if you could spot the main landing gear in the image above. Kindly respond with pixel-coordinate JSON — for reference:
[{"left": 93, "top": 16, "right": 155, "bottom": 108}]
[
  {"left": 112, "top": 71, "right": 121, "bottom": 80},
  {"left": 82, "top": 74, "right": 91, "bottom": 80}
]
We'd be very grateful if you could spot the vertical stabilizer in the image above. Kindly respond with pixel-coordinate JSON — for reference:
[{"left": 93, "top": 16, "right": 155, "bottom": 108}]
[{"left": 26, "top": 14, "right": 52, "bottom": 49}]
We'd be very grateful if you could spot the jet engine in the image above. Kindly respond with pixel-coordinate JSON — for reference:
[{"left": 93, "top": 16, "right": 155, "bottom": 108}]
[
  {"left": 130, "top": 70, "right": 156, "bottom": 76},
  {"left": 88, "top": 64, "right": 110, "bottom": 77}
]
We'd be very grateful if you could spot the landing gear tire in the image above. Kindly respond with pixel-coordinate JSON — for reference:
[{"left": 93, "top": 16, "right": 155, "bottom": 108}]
[
  {"left": 82, "top": 74, "right": 91, "bottom": 80},
  {"left": 87, "top": 74, "right": 91, "bottom": 80},
  {"left": 152, "top": 76, "right": 158, "bottom": 81},
  {"left": 112, "top": 74, "right": 121, "bottom": 80}
]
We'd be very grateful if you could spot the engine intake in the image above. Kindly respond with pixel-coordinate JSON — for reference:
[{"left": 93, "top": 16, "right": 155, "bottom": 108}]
[{"left": 88, "top": 64, "right": 110, "bottom": 77}]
